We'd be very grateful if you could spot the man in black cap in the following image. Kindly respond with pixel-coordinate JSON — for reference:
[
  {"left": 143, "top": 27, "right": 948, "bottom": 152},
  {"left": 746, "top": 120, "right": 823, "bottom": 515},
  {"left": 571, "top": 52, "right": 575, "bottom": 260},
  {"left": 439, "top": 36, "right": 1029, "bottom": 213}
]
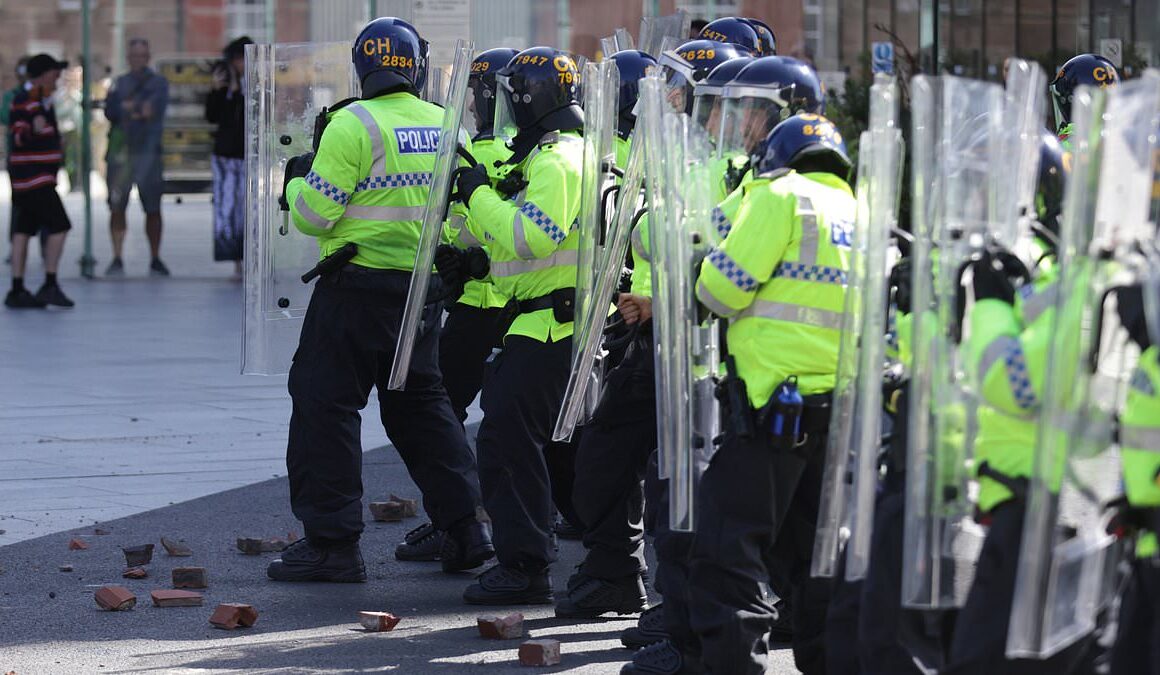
[{"left": 5, "top": 53, "right": 73, "bottom": 309}]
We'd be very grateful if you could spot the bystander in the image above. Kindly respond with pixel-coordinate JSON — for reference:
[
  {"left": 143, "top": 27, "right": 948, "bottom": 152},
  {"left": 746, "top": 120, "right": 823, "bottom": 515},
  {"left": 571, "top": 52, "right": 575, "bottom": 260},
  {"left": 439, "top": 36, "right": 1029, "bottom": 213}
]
[{"left": 205, "top": 36, "right": 252, "bottom": 280}]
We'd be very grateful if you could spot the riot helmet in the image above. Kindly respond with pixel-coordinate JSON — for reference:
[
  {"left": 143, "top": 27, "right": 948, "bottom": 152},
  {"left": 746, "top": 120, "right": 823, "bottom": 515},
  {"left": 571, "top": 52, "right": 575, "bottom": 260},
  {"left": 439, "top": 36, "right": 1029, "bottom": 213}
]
[
  {"left": 493, "top": 47, "right": 583, "bottom": 141},
  {"left": 743, "top": 18, "right": 777, "bottom": 56},
  {"left": 697, "top": 17, "right": 761, "bottom": 55},
  {"left": 656, "top": 39, "right": 747, "bottom": 115},
  {"left": 468, "top": 47, "right": 519, "bottom": 139},
  {"left": 717, "top": 56, "right": 825, "bottom": 160},
  {"left": 691, "top": 56, "right": 754, "bottom": 135},
  {"left": 352, "top": 17, "right": 429, "bottom": 98},
  {"left": 1050, "top": 54, "right": 1119, "bottom": 131},
  {"left": 753, "top": 113, "right": 850, "bottom": 180},
  {"left": 608, "top": 49, "right": 657, "bottom": 139}
]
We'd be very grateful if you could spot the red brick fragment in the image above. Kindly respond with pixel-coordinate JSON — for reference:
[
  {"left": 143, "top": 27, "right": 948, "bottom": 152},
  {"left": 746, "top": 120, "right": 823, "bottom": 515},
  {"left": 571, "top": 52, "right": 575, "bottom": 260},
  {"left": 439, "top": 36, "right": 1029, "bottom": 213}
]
[
  {"left": 368, "top": 501, "right": 405, "bottom": 522},
  {"left": 93, "top": 528, "right": 111, "bottom": 535},
  {"left": 209, "top": 603, "right": 259, "bottom": 629},
  {"left": 358, "top": 611, "right": 401, "bottom": 632},
  {"left": 160, "top": 537, "right": 193, "bottom": 557},
  {"left": 151, "top": 589, "right": 203, "bottom": 607},
  {"left": 122, "top": 544, "right": 154, "bottom": 566},
  {"left": 94, "top": 585, "right": 136, "bottom": 611},
  {"left": 122, "top": 567, "right": 148, "bottom": 579},
  {"left": 68, "top": 538, "right": 88, "bottom": 550},
  {"left": 518, "top": 639, "right": 561, "bottom": 666},
  {"left": 236, "top": 537, "right": 290, "bottom": 555},
  {"left": 477, "top": 612, "right": 524, "bottom": 640},
  {"left": 389, "top": 494, "right": 420, "bottom": 518},
  {"left": 172, "top": 567, "right": 208, "bottom": 589}
]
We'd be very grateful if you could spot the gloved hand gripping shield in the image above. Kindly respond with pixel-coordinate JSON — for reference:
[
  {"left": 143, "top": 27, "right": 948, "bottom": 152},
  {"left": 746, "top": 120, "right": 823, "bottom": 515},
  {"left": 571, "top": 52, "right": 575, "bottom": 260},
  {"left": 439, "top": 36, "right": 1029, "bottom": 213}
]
[
  {"left": 812, "top": 74, "right": 903, "bottom": 579},
  {"left": 387, "top": 40, "right": 475, "bottom": 390},
  {"left": 553, "top": 59, "right": 621, "bottom": 442},
  {"left": 1007, "top": 71, "right": 1160, "bottom": 660},
  {"left": 242, "top": 41, "right": 359, "bottom": 375}
]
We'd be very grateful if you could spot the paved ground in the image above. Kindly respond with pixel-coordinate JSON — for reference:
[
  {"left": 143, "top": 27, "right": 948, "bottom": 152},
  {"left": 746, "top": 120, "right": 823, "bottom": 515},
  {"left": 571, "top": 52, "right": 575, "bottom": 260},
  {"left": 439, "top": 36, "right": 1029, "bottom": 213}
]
[{"left": 0, "top": 181, "right": 800, "bottom": 673}]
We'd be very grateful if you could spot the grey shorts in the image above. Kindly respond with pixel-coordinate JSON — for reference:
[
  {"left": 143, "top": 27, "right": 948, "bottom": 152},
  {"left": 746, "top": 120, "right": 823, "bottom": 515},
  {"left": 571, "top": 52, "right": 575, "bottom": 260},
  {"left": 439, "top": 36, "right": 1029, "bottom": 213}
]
[{"left": 107, "top": 152, "right": 164, "bottom": 214}]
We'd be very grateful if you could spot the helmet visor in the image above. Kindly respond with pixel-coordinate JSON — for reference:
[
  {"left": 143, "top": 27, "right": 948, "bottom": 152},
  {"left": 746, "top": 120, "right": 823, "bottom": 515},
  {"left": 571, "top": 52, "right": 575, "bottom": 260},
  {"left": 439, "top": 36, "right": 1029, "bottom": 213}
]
[
  {"left": 691, "top": 92, "right": 720, "bottom": 135},
  {"left": 717, "top": 95, "right": 786, "bottom": 160},
  {"left": 658, "top": 51, "right": 696, "bottom": 113},
  {"left": 493, "top": 73, "right": 521, "bottom": 145},
  {"left": 467, "top": 78, "right": 495, "bottom": 137}
]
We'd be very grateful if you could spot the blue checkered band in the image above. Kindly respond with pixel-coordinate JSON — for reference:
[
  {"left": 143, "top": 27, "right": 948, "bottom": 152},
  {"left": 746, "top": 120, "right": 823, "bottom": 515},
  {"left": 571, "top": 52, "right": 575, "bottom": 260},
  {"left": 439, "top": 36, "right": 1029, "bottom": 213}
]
[
  {"left": 355, "top": 172, "right": 432, "bottom": 192},
  {"left": 712, "top": 207, "right": 732, "bottom": 238},
  {"left": 708, "top": 249, "right": 758, "bottom": 292},
  {"left": 305, "top": 171, "right": 350, "bottom": 206},
  {"left": 519, "top": 201, "right": 566, "bottom": 244},
  {"left": 1002, "top": 342, "right": 1039, "bottom": 410},
  {"left": 773, "top": 262, "right": 848, "bottom": 284},
  {"left": 1130, "top": 368, "right": 1156, "bottom": 397}
]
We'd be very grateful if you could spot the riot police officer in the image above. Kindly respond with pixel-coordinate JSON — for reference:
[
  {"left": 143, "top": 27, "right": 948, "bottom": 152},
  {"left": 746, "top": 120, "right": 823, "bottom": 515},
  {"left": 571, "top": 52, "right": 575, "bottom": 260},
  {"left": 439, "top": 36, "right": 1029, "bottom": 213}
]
[
  {"left": 267, "top": 17, "right": 493, "bottom": 583},
  {"left": 450, "top": 47, "right": 587, "bottom": 605},
  {"left": 742, "top": 18, "right": 777, "bottom": 56},
  {"left": 1049, "top": 53, "right": 1119, "bottom": 147},
  {"left": 697, "top": 16, "right": 763, "bottom": 56}
]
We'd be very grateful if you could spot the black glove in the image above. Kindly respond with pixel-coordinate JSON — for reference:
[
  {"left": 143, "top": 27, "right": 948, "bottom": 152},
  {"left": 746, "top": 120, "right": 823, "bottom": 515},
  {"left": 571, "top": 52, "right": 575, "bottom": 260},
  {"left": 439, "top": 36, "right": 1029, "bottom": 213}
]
[
  {"left": 434, "top": 245, "right": 490, "bottom": 301},
  {"left": 454, "top": 164, "right": 490, "bottom": 205},
  {"left": 971, "top": 254, "right": 1016, "bottom": 304},
  {"left": 278, "top": 152, "right": 315, "bottom": 210},
  {"left": 889, "top": 258, "right": 912, "bottom": 314},
  {"left": 462, "top": 246, "right": 490, "bottom": 280},
  {"left": 1115, "top": 284, "right": 1152, "bottom": 350}
]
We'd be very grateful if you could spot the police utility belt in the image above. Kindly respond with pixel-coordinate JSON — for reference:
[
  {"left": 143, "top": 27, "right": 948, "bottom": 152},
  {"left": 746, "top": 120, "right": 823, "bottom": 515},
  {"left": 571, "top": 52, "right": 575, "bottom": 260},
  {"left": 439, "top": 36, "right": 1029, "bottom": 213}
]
[
  {"left": 514, "top": 288, "right": 576, "bottom": 324},
  {"left": 719, "top": 371, "right": 832, "bottom": 453}
]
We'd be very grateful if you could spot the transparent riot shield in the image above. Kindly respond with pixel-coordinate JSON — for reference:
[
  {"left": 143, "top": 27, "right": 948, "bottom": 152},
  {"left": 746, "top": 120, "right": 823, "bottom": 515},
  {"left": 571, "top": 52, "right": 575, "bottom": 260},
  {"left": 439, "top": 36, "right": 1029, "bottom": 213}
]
[
  {"left": 553, "top": 59, "right": 620, "bottom": 442},
  {"left": 387, "top": 41, "right": 475, "bottom": 390},
  {"left": 1007, "top": 71, "right": 1160, "bottom": 660},
  {"left": 242, "top": 41, "right": 358, "bottom": 376},
  {"left": 601, "top": 27, "right": 636, "bottom": 58},
  {"left": 991, "top": 60, "right": 1047, "bottom": 252},
  {"left": 639, "top": 10, "right": 690, "bottom": 59},
  {"left": 902, "top": 75, "right": 1004, "bottom": 609}
]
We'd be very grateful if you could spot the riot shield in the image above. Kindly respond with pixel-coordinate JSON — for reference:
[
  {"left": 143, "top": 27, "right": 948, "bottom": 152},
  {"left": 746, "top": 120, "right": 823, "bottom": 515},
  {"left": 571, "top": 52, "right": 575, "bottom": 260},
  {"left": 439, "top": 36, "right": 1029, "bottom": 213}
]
[
  {"left": 553, "top": 59, "right": 621, "bottom": 442},
  {"left": 242, "top": 41, "right": 359, "bottom": 376},
  {"left": 1007, "top": 71, "right": 1160, "bottom": 660},
  {"left": 639, "top": 10, "right": 690, "bottom": 59},
  {"left": 600, "top": 27, "right": 636, "bottom": 58},
  {"left": 812, "top": 75, "right": 903, "bottom": 578},
  {"left": 902, "top": 74, "right": 1004, "bottom": 609},
  {"left": 387, "top": 41, "right": 475, "bottom": 390},
  {"left": 991, "top": 60, "right": 1047, "bottom": 252}
]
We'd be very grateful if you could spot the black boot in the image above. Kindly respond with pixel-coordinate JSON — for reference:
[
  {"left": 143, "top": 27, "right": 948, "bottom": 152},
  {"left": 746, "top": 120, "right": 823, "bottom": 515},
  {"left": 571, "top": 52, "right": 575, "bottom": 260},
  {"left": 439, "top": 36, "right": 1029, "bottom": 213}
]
[
  {"left": 621, "top": 639, "right": 703, "bottom": 674},
  {"left": 463, "top": 563, "right": 554, "bottom": 605},
  {"left": 555, "top": 572, "right": 648, "bottom": 619},
  {"left": 621, "top": 603, "right": 669, "bottom": 649},
  {"left": 266, "top": 538, "right": 366, "bottom": 583},
  {"left": 440, "top": 519, "right": 495, "bottom": 572},
  {"left": 395, "top": 522, "right": 445, "bottom": 562}
]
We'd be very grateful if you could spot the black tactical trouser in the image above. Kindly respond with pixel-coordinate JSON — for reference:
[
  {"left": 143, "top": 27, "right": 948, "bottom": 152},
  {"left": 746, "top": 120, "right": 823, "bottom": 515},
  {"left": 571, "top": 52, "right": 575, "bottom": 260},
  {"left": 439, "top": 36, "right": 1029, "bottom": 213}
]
[
  {"left": 824, "top": 548, "right": 863, "bottom": 675},
  {"left": 1110, "top": 559, "right": 1160, "bottom": 675},
  {"left": 286, "top": 268, "right": 482, "bottom": 544},
  {"left": 438, "top": 300, "right": 517, "bottom": 424},
  {"left": 475, "top": 334, "right": 572, "bottom": 571},
  {"left": 644, "top": 450, "right": 700, "bottom": 651},
  {"left": 572, "top": 331, "right": 657, "bottom": 579},
  {"left": 688, "top": 428, "right": 831, "bottom": 675},
  {"left": 944, "top": 499, "right": 1096, "bottom": 675}
]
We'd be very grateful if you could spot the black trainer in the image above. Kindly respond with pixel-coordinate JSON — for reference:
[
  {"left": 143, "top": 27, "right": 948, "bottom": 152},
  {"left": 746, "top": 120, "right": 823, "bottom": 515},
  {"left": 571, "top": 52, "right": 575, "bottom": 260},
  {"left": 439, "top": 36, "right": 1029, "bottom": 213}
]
[
  {"left": 463, "top": 563, "right": 554, "bottom": 605},
  {"left": 5, "top": 288, "right": 46, "bottom": 309},
  {"left": 553, "top": 517, "right": 583, "bottom": 540},
  {"left": 150, "top": 258, "right": 171, "bottom": 276},
  {"left": 440, "top": 520, "right": 495, "bottom": 573},
  {"left": 266, "top": 538, "right": 366, "bottom": 583},
  {"left": 555, "top": 572, "right": 648, "bottom": 618},
  {"left": 621, "top": 603, "right": 669, "bottom": 649},
  {"left": 621, "top": 638, "right": 703, "bottom": 674},
  {"left": 395, "top": 521, "right": 445, "bottom": 562},
  {"left": 35, "top": 283, "right": 74, "bottom": 308}
]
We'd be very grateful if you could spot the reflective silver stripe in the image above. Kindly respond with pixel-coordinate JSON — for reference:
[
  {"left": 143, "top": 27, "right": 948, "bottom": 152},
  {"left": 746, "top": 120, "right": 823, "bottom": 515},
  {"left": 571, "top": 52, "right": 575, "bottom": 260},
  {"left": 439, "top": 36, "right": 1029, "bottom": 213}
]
[
  {"left": 293, "top": 193, "right": 335, "bottom": 230},
  {"left": 512, "top": 211, "right": 536, "bottom": 259},
  {"left": 490, "top": 248, "right": 579, "bottom": 277},
  {"left": 455, "top": 215, "right": 482, "bottom": 247},
  {"left": 631, "top": 225, "right": 650, "bottom": 262},
  {"left": 1021, "top": 282, "right": 1058, "bottom": 325},
  {"left": 346, "top": 103, "right": 386, "bottom": 177},
  {"left": 696, "top": 279, "right": 735, "bottom": 317},
  {"left": 342, "top": 204, "right": 427, "bottom": 221},
  {"left": 524, "top": 134, "right": 583, "bottom": 168},
  {"left": 796, "top": 194, "right": 819, "bottom": 265},
  {"left": 737, "top": 300, "right": 844, "bottom": 330},
  {"left": 1120, "top": 424, "right": 1160, "bottom": 450},
  {"left": 977, "top": 335, "right": 1020, "bottom": 386}
]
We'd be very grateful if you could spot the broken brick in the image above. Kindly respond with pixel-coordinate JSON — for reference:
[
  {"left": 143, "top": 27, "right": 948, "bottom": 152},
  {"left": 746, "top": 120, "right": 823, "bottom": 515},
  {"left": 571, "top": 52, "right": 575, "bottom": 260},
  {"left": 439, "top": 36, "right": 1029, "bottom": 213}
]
[
  {"left": 477, "top": 612, "right": 524, "bottom": 640},
  {"left": 209, "top": 603, "right": 259, "bottom": 629},
  {"left": 95, "top": 585, "right": 136, "bottom": 611},
  {"left": 68, "top": 538, "right": 88, "bottom": 550},
  {"left": 369, "top": 501, "right": 405, "bottom": 522},
  {"left": 160, "top": 537, "right": 192, "bottom": 557},
  {"left": 122, "top": 544, "right": 154, "bottom": 566},
  {"left": 93, "top": 528, "right": 110, "bottom": 535},
  {"left": 122, "top": 567, "right": 148, "bottom": 579},
  {"left": 172, "top": 567, "right": 207, "bottom": 589},
  {"left": 59, "top": 564, "right": 74, "bottom": 573},
  {"left": 389, "top": 494, "right": 420, "bottom": 518},
  {"left": 151, "top": 589, "right": 204, "bottom": 607},
  {"left": 236, "top": 537, "right": 290, "bottom": 555},
  {"left": 518, "top": 639, "right": 561, "bottom": 666},
  {"left": 358, "top": 611, "right": 401, "bottom": 632}
]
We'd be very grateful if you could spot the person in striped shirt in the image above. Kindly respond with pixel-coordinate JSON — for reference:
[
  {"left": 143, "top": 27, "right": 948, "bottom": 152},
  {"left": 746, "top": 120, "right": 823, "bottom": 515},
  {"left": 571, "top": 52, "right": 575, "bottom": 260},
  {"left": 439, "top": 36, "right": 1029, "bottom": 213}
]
[{"left": 5, "top": 53, "right": 73, "bottom": 309}]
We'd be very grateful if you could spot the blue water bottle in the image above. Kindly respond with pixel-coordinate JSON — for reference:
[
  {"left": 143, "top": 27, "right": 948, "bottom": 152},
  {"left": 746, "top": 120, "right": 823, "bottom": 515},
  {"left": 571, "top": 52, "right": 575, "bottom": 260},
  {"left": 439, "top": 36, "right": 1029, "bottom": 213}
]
[{"left": 770, "top": 376, "right": 803, "bottom": 445}]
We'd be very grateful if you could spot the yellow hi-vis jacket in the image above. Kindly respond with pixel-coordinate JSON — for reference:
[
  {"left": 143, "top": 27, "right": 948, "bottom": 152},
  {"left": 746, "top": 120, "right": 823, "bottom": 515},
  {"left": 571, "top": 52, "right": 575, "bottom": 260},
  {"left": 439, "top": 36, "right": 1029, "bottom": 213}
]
[{"left": 1121, "top": 345, "right": 1160, "bottom": 558}]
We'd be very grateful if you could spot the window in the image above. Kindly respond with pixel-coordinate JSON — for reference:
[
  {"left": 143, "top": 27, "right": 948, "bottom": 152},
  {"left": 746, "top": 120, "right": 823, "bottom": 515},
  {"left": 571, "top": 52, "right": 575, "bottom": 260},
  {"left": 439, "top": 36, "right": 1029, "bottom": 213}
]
[
  {"left": 227, "top": 0, "right": 271, "bottom": 43},
  {"left": 675, "top": 1, "right": 742, "bottom": 20}
]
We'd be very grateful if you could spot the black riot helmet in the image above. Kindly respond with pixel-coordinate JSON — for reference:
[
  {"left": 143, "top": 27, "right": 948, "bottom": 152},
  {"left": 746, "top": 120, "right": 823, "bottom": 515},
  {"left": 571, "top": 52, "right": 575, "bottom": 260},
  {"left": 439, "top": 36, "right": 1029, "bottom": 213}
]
[
  {"left": 608, "top": 49, "right": 657, "bottom": 139},
  {"left": 753, "top": 113, "right": 850, "bottom": 180},
  {"left": 494, "top": 47, "right": 583, "bottom": 139},
  {"left": 657, "top": 39, "right": 747, "bottom": 115},
  {"left": 351, "top": 17, "right": 429, "bottom": 98},
  {"left": 468, "top": 48, "right": 519, "bottom": 139},
  {"left": 691, "top": 56, "right": 754, "bottom": 133},
  {"left": 743, "top": 18, "right": 777, "bottom": 56},
  {"left": 698, "top": 17, "right": 761, "bottom": 55},
  {"left": 1050, "top": 53, "right": 1119, "bottom": 131},
  {"left": 717, "top": 56, "right": 826, "bottom": 159}
]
